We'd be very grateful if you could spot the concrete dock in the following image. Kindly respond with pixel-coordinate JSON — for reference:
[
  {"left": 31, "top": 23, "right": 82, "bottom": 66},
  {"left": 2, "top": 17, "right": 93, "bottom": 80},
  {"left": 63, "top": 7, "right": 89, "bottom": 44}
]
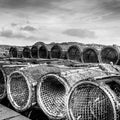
[{"left": 0, "top": 104, "right": 30, "bottom": 120}]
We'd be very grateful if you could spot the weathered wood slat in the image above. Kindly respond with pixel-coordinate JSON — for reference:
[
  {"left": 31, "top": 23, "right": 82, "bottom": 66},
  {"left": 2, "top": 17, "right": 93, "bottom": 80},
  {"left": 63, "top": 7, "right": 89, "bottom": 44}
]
[
  {"left": 6, "top": 115, "right": 30, "bottom": 120},
  {"left": 0, "top": 104, "right": 30, "bottom": 120}
]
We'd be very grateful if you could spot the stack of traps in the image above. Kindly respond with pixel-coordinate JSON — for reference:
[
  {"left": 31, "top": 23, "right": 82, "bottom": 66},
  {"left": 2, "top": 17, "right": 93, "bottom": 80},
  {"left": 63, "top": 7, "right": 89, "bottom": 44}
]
[{"left": 4, "top": 63, "right": 120, "bottom": 120}]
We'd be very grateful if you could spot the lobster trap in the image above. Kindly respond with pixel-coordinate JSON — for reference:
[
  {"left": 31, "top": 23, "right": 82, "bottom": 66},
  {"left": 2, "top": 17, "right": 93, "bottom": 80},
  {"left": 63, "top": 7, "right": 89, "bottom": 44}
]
[
  {"left": 82, "top": 47, "right": 100, "bottom": 63},
  {"left": 67, "top": 77, "right": 120, "bottom": 120}
]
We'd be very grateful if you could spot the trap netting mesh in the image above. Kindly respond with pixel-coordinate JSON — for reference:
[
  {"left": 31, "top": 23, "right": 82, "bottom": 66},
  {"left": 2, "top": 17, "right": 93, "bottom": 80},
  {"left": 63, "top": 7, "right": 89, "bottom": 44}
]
[
  {"left": 39, "top": 76, "right": 66, "bottom": 118},
  {"left": 83, "top": 49, "right": 99, "bottom": 63},
  {"left": 101, "top": 47, "right": 118, "bottom": 64},
  {"left": 31, "top": 46, "right": 38, "bottom": 58},
  {"left": 23, "top": 47, "right": 31, "bottom": 58},
  {"left": 68, "top": 46, "right": 81, "bottom": 62},
  {"left": 39, "top": 46, "right": 48, "bottom": 58},
  {"left": 68, "top": 83, "right": 115, "bottom": 120},
  {"left": 9, "top": 47, "right": 18, "bottom": 57},
  {"left": 51, "top": 45, "right": 62, "bottom": 58},
  {"left": 9, "top": 72, "right": 29, "bottom": 109}
]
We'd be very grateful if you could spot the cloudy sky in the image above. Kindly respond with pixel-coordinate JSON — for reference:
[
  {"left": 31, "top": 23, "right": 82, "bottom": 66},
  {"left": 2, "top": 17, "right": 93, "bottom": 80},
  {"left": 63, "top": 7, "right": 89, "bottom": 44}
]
[{"left": 0, "top": 0, "right": 120, "bottom": 46}]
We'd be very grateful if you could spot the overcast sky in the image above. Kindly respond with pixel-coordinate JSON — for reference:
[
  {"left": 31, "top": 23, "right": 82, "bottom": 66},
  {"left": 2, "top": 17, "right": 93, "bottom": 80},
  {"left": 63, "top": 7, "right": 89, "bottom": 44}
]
[{"left": 0, "top": 0, "right": 120, "bottom": 46}]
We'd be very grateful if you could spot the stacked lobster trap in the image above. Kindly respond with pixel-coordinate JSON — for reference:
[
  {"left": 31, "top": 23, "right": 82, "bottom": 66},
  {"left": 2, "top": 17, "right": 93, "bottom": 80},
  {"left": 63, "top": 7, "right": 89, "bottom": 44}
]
[
  {"left": 67, "top": 65, "right": 120, "bottom": 120},
  {"left": 5, "top": 63, "right": 120, "bottom": 120},
  {"left": 1, "top": 42, "right": 120, "bottom": 120}
]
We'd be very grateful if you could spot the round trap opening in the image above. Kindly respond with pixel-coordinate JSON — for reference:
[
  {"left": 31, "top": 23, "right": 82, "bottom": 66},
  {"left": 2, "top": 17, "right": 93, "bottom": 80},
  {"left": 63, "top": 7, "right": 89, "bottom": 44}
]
[
  {"left": 23, "top": 47, "right": 31, "bottom": 58},
  {"left": 0, "top": 69, "right": 5, "bottom": 99},
  {"left": 68, "top": 83, "right": 114, "bottom": 120},
  {"left": 51, "top": 45, "right": 62, "bottom": 58},
  {"left": 8, "top": 72, "right": 30, "bottom": 110},
  {"left": 39, "top": 46, "right": 48, "bottom": 58},
  {"left": 31, "top": 46, "right": 38, "bottom": 58},
  {"left": 101, "top": 47, "right": 119, "bottom": 64},
  {"left": 9, "top": 47, "right": 17, "bottom": 57},
  {"left": 83, "top": 48, "right": 99, "bottom": 63},
  {"left": 38, "top": 75, "right": 67, "bottom": 119},
  {"left": 68, "top": 46, "right": 81, "bottom": 62}
]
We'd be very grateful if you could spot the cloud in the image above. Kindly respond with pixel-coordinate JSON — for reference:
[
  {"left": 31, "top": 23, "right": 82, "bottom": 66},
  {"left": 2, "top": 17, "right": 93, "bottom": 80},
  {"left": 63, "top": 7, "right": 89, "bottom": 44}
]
[
  {"left": 100, "top": 0, "right": 120, "bottom": 13},
  {"left": 20, "top": 25, "right": 37, "bottom": 32},
  {"left": 0, "top": 0, "right": 63, "bottom": 10},
  {"left": 11, "top": 23, "right": 18, "bottom": 27},
  {"left": 0, "top": 29, "right": 25, "bottom": 39},
  {"left": 63, "top": 28, "right": 97, "bottom": 38},
  {"left": 0, "top": 29, "right": 38, "bottom": 40}
]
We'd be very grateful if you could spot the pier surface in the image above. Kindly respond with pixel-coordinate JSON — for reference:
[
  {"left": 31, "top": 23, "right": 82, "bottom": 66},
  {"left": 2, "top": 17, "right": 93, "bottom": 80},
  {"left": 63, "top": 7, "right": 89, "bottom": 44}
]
[{"left": 0, "top": 104, "right": 30, "bottom": 120}]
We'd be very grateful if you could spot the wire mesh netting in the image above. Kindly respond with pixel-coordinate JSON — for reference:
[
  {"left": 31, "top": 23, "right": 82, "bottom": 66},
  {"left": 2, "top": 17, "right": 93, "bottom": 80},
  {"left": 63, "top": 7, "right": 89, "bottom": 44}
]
[
  {"left": 39, "top": 46, "right": 48, "bottom": 58},
  {"left": 101, "top": 47, "right": 118, "bottom": 64},
  {"left": 9, "top": 72, "right": 29, "bottom": 109},
  {"left": 83, "top": 49, "right": 99, "bottom": 63},
  {"left": 31, "top": 46, "right": 38, "bottom": 58},
  {"left": 40, "top": 76, "right": 66, "bottom": 118},
  {"left": 23, "top": 47, "right": 31, "bottom": 58},
  {"left": 68, "top": 46, "right": 81, "bottom": 62},
  {"left": 68, "top": 83, "right": 114, "bottom": 120},
  {"left": 9, "top": 47, "right": 18, "bottom": 57},
  {"left": 51, "top": 45, "right": 62, "bottom": 58}
]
